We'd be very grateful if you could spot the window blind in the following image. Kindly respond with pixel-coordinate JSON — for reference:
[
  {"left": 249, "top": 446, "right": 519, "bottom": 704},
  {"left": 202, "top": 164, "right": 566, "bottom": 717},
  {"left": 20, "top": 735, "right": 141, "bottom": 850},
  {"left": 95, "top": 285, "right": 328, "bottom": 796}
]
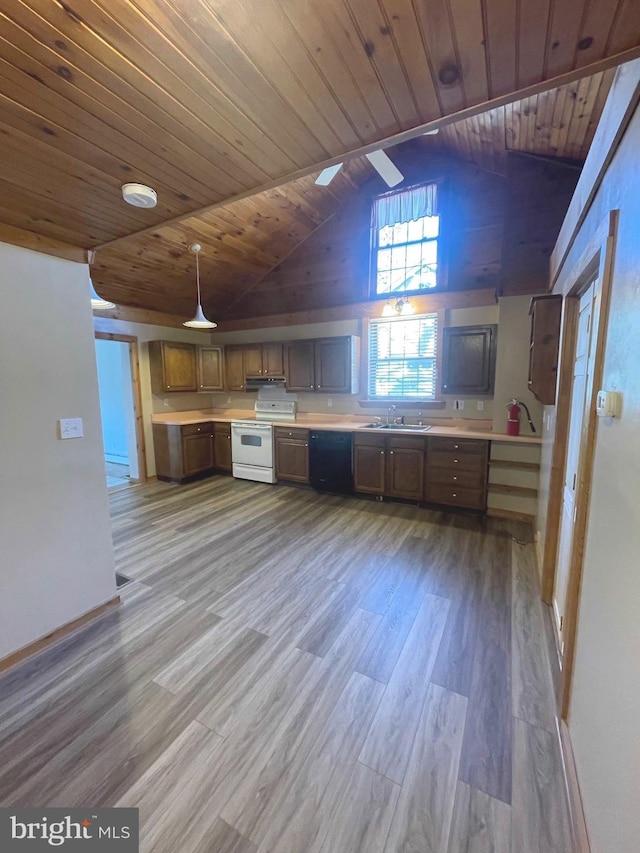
[{"left": 368, "top": 313, "right": 438, "bottom": 399}]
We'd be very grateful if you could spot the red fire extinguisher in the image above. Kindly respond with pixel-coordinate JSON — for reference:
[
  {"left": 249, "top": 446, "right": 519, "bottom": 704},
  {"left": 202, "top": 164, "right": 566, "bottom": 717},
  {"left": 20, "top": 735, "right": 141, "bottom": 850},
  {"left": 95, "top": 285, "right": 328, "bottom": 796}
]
[{"left": 506, "top": 399, "right": 537, "bottom": 436}]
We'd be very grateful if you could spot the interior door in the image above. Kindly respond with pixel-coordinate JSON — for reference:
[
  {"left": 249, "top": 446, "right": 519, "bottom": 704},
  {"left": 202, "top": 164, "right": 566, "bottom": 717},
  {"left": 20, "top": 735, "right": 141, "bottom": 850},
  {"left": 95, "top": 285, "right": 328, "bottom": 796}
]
[{"left": 553, "top": 283, "right": 596, "bottom": 652}]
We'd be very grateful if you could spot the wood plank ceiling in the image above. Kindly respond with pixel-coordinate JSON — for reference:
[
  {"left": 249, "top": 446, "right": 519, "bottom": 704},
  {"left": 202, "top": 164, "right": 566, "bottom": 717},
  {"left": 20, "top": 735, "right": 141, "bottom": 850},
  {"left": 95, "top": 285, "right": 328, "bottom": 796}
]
[{"left": 1, "top": 0, "right": 639, "bottom": 319}]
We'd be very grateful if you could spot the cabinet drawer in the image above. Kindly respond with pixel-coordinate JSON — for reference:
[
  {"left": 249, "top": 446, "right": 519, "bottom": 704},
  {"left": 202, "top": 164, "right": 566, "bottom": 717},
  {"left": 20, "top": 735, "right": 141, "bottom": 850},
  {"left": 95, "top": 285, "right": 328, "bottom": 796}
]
[
  {"left": 425, "top": 484, "right": 486, "bottom": 510},
  {"left": 274, "top": 427, "right": 309, "bottom": 441},
  {"left": 353, "top": 432, "right": 386, "bottom": 448},
  {"left": 429, "top": 437, "right": 487, "bottom": 456},
  {"left": 388, "top": 436, "right": 427, "bottom": 451},
  {"left": 427, "top": 467, "right": 485, "bottom": 488},
  {"left": 428, "top": 450, "right": 487, "bottom": 473},
  {"left": 213, "top": 422, "right": 231, "bottom": 435},
  {"left": 181, "top": 422, "right": 214, "bottom": 437}
]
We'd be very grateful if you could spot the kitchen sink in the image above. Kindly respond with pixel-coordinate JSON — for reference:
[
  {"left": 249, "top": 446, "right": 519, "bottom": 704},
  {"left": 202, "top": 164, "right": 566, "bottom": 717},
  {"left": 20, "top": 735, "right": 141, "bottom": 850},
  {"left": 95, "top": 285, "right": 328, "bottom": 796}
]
[{"left": 360, "top": 423, "right": 432, "bottom": 432}]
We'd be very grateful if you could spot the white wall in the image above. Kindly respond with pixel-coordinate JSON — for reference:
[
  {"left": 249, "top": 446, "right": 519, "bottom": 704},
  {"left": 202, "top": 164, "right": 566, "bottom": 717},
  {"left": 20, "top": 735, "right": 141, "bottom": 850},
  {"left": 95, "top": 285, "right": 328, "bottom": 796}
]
[
  {"left": 0, "top": 243, "right": 116, "bottom": 660},
  {"left": 95, "top": 339, "right": 130, "bottom": 463},
  {"left": 537, "top": 79, "right": 640, "bottom": 852}
]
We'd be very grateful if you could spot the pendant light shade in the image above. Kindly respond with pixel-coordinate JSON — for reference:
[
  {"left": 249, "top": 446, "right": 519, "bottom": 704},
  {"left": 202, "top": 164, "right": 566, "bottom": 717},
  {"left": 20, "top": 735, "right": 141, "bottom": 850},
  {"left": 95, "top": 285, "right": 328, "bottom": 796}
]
[
  {"left": 184, "top": 243, "right": 217, "bottom": 329},
  {"left": 89, "top": 278, "right": 115, "bottom": 310}
]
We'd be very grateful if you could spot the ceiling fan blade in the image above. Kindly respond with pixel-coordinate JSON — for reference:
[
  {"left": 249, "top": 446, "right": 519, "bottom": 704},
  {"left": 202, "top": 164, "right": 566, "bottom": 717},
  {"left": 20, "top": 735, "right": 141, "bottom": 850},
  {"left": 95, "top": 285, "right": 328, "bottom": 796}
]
[
  {"left": 315, "top": 163, "right": 343, "bottom": 185},
  {"left": 365, "top": 149, "right": 404, "bottom": 187}
]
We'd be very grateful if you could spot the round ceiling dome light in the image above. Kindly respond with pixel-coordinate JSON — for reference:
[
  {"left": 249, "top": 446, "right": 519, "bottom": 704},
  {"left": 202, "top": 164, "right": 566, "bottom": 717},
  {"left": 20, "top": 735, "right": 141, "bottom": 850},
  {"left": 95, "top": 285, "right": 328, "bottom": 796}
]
[{"left": 121, "top": 182, "right": 158, "bottom": 208}]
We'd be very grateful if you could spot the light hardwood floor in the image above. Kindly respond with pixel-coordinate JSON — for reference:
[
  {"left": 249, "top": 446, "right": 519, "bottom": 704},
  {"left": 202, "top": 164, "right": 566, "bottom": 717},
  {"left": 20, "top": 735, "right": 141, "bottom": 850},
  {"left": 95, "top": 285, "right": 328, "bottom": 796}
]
[{"left": 0, "top": 476, "right": 571, "bottom": 852}]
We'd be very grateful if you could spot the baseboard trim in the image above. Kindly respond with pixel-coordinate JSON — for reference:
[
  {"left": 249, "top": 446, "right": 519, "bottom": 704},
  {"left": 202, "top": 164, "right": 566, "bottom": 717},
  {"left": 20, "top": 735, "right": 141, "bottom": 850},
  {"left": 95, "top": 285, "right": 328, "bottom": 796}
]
[
  {"left": 0, "top": 596, "right": 121, "bottom": 676},
  {"left": 486, "top": 507, "right": 535, "bottom": 523},
  {"left": 558, "top": 719, "right": 591, "bottom": 852}
]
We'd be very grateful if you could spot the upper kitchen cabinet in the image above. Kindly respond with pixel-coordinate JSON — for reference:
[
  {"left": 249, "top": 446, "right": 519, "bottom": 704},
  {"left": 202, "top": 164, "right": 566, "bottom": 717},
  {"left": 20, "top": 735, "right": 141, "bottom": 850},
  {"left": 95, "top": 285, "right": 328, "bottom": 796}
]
[
  {"left": 314, "top": 337, "right": 360, "bottom": 393},
  {"left": 197, "top": 346, "right": 224, "bottom": 392},
  {"left": 225, "top": 346, "right": 246, "bottom": 391},
  {"left": 528, "top": 295, "right": 562, "bottom": 405},
  {"left": 441, "top": 325, "right": 497, "bottom": 395},
  {"left": 225, "top": 343, "right": 285, "bottom": 388},
  {"left": 285, "top": 341, "right": 315, "bottom": 391},
  {"left": 149, "top": 341, "right": 197, "bottom": 393},
  {"left": 245, "top": 343, "right": 284, "bottom": 377},
  {"left": 262, "top": 343, "right": 284, "bottom": 376},
  {"left": 286, "top": 336, "right": 360, "bottom": 394}
]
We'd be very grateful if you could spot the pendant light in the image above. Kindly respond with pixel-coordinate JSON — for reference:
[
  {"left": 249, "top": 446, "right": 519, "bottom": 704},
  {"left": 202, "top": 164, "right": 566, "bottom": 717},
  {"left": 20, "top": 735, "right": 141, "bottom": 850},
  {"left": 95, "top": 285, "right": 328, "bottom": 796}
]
[
  {"left": 89, "top": 279, "right": 115, "bottom": 310},
  {"left": 87, "top": 250, "right": 115, "bottom": 310},
  {"left": 184, "top": 243, "right": 217, "bottom": 329}
]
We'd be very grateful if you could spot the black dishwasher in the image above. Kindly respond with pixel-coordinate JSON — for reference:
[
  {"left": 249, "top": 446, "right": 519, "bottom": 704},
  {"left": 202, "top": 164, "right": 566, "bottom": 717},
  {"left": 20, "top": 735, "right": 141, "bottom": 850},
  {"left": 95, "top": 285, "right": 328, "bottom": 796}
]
[{"left": 309, "top": 431, "right": 353, "bottom": 494}]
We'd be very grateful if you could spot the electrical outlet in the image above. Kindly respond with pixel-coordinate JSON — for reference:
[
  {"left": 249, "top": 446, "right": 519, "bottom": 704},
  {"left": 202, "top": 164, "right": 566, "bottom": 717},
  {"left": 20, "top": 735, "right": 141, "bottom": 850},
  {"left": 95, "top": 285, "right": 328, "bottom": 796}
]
[
  {"left": 327, "top": 397, "right": 333, "bottom": 407},
  {"left": 163, "top": 398, "right": 169, "bottom": 407},
  {"left": 455, "top": 400, "right": 465, "bottom": 411},
  {"left": 58, "top": 418, "right": 83, "bottom": 439},
  {"left": 476, "top": 401, "right": 484, "bottom": 411}
]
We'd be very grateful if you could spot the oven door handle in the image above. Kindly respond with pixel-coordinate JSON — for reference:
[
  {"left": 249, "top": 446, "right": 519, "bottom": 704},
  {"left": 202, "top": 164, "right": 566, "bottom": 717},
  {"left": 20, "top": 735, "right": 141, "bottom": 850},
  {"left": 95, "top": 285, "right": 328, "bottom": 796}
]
[{"left": 232, "top": 424, "right": 273, "bottom": 433}]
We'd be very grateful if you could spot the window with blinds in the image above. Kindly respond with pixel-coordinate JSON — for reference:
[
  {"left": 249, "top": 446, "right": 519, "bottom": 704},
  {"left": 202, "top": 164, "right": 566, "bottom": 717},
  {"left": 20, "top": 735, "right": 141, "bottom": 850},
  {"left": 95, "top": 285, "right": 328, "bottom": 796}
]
[{"left": 367, "top": 313, "right": 439, "bottom": 399}]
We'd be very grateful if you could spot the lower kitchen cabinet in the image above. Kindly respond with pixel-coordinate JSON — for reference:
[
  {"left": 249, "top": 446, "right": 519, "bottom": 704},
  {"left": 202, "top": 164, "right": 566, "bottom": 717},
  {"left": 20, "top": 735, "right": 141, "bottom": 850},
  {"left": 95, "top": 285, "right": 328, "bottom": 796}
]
[
  {"left": 353, "top": 434, "right": 425, "bottom": 499},
  {"left": 182, "top": 429, "right": 214, "bottom": 477},
  {"left": 387, "top": 437, "right": 425, "bottom": 500},
  {"left": 153, "top": 421, "right": 234, "bottom": 482},
  {"left": 425, "top": 436, "right": 489, "bottom": 510},
  {"left": 213, "top": 423, "right": 232, "bottom": 473},
  {"left": 275, "top": 427, "right": 309, "bottom": 483},
  {"left": 153, "top": 422, "right": 215, "bottom": 483},
  {"left": 353, "top": 434, "right": 386, "bottom": 495}
]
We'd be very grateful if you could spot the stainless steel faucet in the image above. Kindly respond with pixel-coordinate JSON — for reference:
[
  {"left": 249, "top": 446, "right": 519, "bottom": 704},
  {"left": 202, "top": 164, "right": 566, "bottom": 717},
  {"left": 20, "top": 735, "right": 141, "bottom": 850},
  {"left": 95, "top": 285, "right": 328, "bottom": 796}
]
[{"left": 387, "top": 404, "right": 396, "bottom": 425}]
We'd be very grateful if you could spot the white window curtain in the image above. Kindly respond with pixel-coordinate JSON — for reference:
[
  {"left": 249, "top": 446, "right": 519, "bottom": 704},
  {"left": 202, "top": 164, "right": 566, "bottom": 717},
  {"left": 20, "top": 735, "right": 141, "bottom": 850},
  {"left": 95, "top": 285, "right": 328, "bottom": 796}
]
[{"left": 372, "top": 183, "right": 438, "bottom": 231}]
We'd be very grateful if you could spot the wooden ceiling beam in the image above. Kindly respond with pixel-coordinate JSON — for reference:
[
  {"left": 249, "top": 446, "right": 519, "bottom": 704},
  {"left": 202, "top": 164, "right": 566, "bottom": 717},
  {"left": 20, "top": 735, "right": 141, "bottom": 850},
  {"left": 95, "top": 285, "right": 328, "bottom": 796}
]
[
  {"left": 0, "top": 222, "right": 86, "bottom": 263},
  {"left": 95, "top": 46, "right": 640, "bottom": 252}
]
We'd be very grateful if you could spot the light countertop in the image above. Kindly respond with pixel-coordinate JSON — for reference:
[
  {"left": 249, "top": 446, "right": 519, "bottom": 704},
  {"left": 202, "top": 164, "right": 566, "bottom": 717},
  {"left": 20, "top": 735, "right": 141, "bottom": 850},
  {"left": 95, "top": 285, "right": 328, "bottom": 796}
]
[{"left": 151, "top": 409, "right": 541, "bottom": 444}]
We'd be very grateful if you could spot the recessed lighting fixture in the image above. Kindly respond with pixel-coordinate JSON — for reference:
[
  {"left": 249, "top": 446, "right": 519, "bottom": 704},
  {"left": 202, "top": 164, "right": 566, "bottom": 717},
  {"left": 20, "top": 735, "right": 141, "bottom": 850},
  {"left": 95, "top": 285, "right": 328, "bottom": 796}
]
[{"left": 121, "top": 182, "right": 158, "bottom": 208}]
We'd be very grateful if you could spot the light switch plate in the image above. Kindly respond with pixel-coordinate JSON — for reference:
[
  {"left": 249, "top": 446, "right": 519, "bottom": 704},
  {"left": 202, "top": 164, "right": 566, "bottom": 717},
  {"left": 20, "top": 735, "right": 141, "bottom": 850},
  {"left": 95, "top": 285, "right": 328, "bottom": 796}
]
[{"left": 58, "top": 417, "right": 84, "bottom": 439}]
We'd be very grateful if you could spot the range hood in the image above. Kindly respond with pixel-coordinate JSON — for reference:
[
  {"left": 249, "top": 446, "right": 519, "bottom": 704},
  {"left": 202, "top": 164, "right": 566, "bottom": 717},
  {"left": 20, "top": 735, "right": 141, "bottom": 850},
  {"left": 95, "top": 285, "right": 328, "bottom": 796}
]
[{"left": 244, "top": 376, "right": 286, "bottom": 391}]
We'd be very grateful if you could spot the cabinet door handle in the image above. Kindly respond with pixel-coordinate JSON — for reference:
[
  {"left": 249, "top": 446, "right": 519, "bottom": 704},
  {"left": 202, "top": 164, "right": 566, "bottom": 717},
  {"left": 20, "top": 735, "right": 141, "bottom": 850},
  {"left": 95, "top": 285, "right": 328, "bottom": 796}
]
[
  {"left": 454, "top": 444, "right": 459, "bottom": 449},
  {"left": 304, "top": 443, "right": 308, "bottom": 447},
  {"left": 380, "top": 450, "right": 384, "bottom": 455},
  {"left": 453, "top": 476, "right": 457, "bottom": 481},
  {"left": 309, "top": 385, "right": 314, "bottom": 389},
  {"left": 452, "top": 493, "right": 457, "bottom": 498},
  {"left": 454, "top": 459, "right": 459, "bottom": 463},
  {"left": 390, "top": 450, "right": 394, "bottom": 455}
]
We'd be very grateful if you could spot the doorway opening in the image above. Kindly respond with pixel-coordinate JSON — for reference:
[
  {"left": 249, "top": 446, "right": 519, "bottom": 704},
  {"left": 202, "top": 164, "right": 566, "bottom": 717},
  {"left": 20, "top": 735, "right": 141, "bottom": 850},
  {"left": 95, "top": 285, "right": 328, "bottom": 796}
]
[{"left": 94, "top": 332, "right": 146, "bottom": 492}]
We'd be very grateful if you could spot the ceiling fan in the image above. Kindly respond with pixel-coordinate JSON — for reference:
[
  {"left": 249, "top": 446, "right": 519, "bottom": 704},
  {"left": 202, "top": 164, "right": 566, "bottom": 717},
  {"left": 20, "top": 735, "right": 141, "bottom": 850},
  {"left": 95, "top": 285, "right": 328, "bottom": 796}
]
[{"left": 315, "top": 148, "right": 404, "bottom": 188}]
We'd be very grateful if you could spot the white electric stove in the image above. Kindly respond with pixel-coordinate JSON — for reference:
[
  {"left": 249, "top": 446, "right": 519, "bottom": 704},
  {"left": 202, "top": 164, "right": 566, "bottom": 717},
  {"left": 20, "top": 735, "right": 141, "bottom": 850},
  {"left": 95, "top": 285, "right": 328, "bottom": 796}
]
[{"left": 231, "top": 401, "right": 297, "bottom": 483}]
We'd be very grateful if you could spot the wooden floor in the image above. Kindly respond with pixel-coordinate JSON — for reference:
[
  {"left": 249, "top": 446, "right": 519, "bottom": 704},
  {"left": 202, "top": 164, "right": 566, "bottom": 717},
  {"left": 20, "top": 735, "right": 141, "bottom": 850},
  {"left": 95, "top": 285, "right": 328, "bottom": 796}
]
[{"left": 0, "top": 477, "right": 571, "bottom": 852}]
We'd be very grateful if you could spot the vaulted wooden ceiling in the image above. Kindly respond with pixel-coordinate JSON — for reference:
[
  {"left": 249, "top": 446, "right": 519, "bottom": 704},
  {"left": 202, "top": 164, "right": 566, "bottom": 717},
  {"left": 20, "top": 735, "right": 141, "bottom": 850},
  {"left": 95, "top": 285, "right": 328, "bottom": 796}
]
[{"left": 1, "top": 1, "right": 640, "bottom": 321}]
